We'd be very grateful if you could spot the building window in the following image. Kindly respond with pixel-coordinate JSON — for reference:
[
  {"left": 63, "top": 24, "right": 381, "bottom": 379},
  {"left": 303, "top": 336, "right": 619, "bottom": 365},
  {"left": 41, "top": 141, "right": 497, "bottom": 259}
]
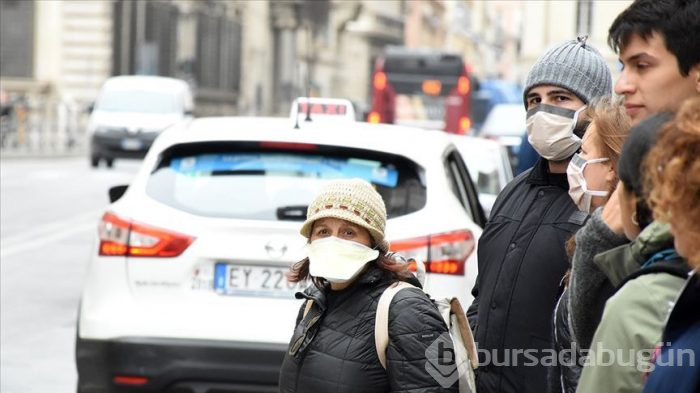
[
  {"left": 194, "top": 8, "right": 242, "bottom": 93},
  {"left": 576, "top": 1, "right": 593, "bottom": 36},
  {"left": 0, "top": 0, "right": 34, "bottom": 78},
  {"left": 112, "top": 0, "right": 179, "bottom": 77}
]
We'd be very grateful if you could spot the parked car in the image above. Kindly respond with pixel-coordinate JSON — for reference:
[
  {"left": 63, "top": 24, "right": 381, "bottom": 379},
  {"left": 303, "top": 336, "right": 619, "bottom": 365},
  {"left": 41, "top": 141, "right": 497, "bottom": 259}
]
[
  {"left": 450, "top": 135, "right": 513, "bottom": 217},
  {"left": 480, "top": 103, "right": 527, "bottom": 172},
  {"left": 469, "top": 79, "right": 523, "bottom": 133},
  {"left": 76, "top": 116, "right": 486, "bottom": 392},
  {"left": 87, "top": 75, "right": 193, "bottom": 168}
]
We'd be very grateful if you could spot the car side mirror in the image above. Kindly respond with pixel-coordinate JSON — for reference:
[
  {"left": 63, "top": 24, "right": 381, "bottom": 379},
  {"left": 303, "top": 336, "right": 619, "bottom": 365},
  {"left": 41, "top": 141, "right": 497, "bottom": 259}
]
[
  {"left": 184, "top": 109, "right": 194, "bottom": 117},
  {"left": 86, "top": 102, "right": 95, "bottom": 114},
  {"left": 108, "top": 185, "right": 128, "bottom": 203}
]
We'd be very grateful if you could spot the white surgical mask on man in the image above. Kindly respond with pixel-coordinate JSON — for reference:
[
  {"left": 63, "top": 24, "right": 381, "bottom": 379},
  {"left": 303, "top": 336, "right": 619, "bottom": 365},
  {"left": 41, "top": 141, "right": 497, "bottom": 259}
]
[
  {"left": 306, "top": 237, "right": 379, "bottom": 283},
  {"left": 526, "top": 104, "right": 586, "bottom": 161},
  {"left": 567, "top": 153, "right": 610, "bottom": 213}
]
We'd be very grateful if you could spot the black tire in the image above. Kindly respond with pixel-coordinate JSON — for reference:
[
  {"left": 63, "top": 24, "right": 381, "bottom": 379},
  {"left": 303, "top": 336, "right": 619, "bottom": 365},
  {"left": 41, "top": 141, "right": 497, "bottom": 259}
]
[
  {"left": 90, "top": 155, "right": 100, "bottom": 168},
  {"left": 105, "top": 158, "right": 114, "bottom": 168}
]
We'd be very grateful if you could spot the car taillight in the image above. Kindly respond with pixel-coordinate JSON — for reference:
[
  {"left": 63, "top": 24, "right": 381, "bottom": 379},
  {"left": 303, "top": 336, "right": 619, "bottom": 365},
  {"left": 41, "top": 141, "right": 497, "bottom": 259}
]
[
  {"left": 98, "top": 212, "right": 194, "bottom": 258},
  {"left": 368, "top": 111, "right": 381, "bottom": 124},
  {"left": 113, "top": 375, "right": 149, "bottom": 386},
  {"left": 259, "top": 141, "right": 318, "bottom": 151},
  {"left": 373, "top": 72, "right": 387, "bottom": 91},
  {"left": 458, "top": 76, "right": 471, "bottom": 95},
  {"left": 390, "top": 230, "right": 475, "bottom": 275},
  {"left": 459, "top": 117, "right": 472, "bottom": 134}
]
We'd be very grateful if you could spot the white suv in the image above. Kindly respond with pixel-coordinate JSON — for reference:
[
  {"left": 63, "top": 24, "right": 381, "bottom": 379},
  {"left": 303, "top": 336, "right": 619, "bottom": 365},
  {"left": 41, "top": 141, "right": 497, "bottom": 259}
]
[{"left": 76, "top": 117, "right": 486, "bottom": 392}]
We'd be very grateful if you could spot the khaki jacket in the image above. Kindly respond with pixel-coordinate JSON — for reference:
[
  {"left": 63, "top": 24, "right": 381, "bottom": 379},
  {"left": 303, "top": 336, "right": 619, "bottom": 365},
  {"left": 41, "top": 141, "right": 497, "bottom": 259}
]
[{"left": 576, "top": 222, "right": 687, "bottom": 393}]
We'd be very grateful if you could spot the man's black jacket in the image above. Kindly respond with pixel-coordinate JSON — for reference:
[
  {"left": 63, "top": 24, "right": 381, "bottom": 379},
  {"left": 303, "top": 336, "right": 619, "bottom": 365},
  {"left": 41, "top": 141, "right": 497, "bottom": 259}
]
[{"left": 467, "top": 158, "right": 586, "bottom": 393}]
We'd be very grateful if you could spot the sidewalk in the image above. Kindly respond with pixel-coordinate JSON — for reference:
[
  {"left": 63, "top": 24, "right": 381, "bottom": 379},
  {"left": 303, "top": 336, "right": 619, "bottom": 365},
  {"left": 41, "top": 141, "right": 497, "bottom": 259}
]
[{"left": 0, "top": 147, "right": 86, "bottom": 160}]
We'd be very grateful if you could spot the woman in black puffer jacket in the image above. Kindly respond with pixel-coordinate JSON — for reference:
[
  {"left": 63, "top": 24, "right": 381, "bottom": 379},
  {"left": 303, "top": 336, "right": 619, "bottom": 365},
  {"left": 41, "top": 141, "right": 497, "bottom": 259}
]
[{"left": 279, "top": 179, "right": 456, "bottom": 393}]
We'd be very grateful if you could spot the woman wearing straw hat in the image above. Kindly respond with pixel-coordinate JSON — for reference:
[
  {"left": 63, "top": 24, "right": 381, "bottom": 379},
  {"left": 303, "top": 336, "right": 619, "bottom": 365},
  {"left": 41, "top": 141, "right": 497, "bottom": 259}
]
[{"left": 279, "top": 178, "right": 457, "bottom": 393}]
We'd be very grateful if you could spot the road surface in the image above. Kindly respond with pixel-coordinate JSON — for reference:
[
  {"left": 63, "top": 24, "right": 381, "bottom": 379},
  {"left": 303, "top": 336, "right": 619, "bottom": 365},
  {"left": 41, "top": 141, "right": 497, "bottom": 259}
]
[{"left": 1, "top": 157, "right": 140, "bottom": 393}]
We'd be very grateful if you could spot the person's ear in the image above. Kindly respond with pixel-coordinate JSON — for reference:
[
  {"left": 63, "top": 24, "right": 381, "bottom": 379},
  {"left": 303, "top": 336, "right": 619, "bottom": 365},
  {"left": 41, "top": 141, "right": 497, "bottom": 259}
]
[
  {"left": 605, "top": 164, "right": 617, "bottom": 185},
  {"left": 630, "top": 196, "right": 641, "bottom": 227},
  {"left": 693, "top": 64, "right": 700, "bottom": 93}
]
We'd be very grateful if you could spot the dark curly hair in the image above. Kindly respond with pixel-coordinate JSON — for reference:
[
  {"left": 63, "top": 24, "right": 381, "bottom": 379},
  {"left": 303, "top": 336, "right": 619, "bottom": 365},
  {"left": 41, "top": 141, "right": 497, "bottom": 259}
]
[
  {"left": 608, "top": 0, "right": 700, "bottom": 76},
  {"left": 644, "top": 96, "right": 700, "bottom": 267}
]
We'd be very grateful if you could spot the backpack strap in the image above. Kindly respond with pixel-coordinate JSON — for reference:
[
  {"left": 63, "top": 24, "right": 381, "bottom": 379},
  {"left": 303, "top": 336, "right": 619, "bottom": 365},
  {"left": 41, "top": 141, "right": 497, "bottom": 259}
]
[
  {"left": 302, "top": 299, "right": 313, "bottom": 318},
  {"left": 449, "top": 298, "right": 479, "bottom": 370},
  {"left": 374, "top": 281, "right": 416, "bottom": 369}
]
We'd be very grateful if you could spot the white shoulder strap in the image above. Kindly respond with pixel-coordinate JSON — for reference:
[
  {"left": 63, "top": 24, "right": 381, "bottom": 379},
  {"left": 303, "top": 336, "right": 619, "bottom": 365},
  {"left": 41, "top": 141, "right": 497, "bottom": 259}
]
[
  {"left": 302, "top": 299, "right": 313, "bottom": 318},
  {"left": 374, "top": 281, "right": 417, "bottom": 369}
]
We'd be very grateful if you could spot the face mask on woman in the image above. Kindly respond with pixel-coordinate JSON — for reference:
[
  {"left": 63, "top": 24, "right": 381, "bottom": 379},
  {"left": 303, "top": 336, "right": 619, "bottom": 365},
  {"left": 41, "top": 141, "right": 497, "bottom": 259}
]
[
  {"left": 526, "top": 104, "right": 586, "bottom": 161},
  {"left": 567, "top": 153, "right": 610, "bottom": 212},
  {"left": 307, "top": 237, "right": 379, "bottom": 283}
]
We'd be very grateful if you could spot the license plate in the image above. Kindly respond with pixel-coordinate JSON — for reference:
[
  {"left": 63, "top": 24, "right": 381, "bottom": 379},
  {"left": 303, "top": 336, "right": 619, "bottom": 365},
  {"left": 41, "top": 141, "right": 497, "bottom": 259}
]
[
  {"left": 214, "top": 263, "right": 305, "bottom": 298},
  {"left": 121, "top": 138, "right": 143, "bottom": 150}
]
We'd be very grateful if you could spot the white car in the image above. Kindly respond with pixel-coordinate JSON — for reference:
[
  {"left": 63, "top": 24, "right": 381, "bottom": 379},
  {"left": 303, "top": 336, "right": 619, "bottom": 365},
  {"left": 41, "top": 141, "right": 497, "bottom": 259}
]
[
  {"left": 479, "top": 103, "right": 527, "bottom": 171},
  {"left": 76, "top": 117, "right": 486, "bottom": 392},
  {"left": 450, "top": 135, "right": 514, "bottom": 217}
]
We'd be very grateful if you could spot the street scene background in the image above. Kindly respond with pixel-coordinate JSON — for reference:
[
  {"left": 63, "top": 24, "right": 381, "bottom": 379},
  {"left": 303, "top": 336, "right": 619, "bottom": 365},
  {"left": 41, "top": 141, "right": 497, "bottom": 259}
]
[{"left": 1, "top": 1, "right": 632, "bottom": 392}]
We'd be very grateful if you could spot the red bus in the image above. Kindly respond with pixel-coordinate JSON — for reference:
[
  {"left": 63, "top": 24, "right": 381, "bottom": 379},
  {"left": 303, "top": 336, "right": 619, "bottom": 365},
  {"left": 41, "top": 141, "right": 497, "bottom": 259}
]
[{"left": 368, "top": 46, "right": 472, "bottom": 134}]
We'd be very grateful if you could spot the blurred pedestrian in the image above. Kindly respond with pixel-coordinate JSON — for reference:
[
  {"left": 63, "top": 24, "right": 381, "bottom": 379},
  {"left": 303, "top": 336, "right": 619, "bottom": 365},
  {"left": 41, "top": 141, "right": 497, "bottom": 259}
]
[
  {"left": 567, "top": 0, "right": 700, "bottom": 360},
  {"left": 279, "top": 178, "right": 457, "bottom": 393},
  {"left": 609, "top": 0, "right": 700, "bottom": 126},
  {"left": 466, "top": 36, "right": 612, "bottom": 393},
  {"left": 551, "top": 97, "right": 633, "bottom": 393},
  {"left": 641, "top": 96, "right": 700, "bottom": 393},
  {"left": 516, "top": 132, "right": 538, "bottom": 175},
  {"left": 575, "top": 113, "right": 691, "bottom": 393}
]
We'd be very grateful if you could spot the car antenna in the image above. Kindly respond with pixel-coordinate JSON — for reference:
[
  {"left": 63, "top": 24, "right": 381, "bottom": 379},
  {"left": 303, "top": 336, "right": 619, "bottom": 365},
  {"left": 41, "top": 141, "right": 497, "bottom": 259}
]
[
  {"left": 293, "top": 99, "right": 301, "bottom": 129},
  {"left": 304, "top": 25, "right": 313, "bottom": 123}
]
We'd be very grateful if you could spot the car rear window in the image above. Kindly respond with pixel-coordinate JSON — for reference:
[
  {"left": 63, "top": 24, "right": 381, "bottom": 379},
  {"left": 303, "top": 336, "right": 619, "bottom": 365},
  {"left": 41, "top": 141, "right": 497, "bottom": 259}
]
[{"left": 146, "top": 142, "right": 426, "bottom": 220}]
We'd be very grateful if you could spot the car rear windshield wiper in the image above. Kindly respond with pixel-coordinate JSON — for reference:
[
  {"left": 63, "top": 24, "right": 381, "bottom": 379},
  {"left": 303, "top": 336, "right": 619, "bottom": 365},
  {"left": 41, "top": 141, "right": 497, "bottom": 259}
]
[{"left": 210, "top": 169, "right": 266, "bottom": 176}]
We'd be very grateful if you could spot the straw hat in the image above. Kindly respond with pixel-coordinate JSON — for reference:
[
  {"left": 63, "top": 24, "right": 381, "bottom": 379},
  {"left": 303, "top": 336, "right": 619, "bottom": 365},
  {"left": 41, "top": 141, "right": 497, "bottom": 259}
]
[{"left": 300, "top": 178, "right": 389, "bottom": 252}]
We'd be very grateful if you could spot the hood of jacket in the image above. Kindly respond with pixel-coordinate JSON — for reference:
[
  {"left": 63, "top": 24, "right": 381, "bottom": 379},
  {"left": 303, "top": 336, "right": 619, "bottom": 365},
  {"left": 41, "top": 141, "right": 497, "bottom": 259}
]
[{"left": 594, "top": 220, "right": 673, "bottom": 287}]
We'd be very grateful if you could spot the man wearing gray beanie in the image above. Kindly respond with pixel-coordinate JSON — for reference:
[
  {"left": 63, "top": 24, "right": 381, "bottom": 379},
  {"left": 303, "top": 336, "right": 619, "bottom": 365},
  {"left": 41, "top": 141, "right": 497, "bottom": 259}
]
[{"left": 466, "top": 36, "right": 612, "bottom": 393}]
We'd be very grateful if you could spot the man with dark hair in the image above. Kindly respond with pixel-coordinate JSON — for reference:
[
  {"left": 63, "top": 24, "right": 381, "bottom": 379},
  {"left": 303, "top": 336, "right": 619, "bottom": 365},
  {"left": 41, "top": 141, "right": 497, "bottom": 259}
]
[
  {"left": 569, "top": 0, "right": 700, "bottom": 354},
  {"left": 565, "top": 2, "right": 700, "bottom": 392},
  {"left": 608, "top": 0, "right": 700, "bottom": 125}
]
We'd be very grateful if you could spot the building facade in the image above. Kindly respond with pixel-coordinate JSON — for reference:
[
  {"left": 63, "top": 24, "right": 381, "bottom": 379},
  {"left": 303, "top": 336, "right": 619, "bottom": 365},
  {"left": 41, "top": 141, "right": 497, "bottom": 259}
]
[
  {"left": 0, "top": 0, "right": 245, "bottom": 152},
  {"left": 0, "top": 0, "right": 633, "bottom": 153},
  {"left": 518, "top": 0, "right": 632, "bottom": 85}
]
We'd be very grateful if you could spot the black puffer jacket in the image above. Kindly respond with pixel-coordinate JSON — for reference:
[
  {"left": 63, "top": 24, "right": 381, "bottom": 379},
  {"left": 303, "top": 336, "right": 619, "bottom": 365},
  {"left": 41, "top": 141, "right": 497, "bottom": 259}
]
[
  {"left": 549, "top": 289, "right": 582, "bottom": 393},
  {"left": 467, "top": 159, "right": 587, "bottom": 393},
  {"left": 279, "top": 265, "right": 458, "bottom": 393}
]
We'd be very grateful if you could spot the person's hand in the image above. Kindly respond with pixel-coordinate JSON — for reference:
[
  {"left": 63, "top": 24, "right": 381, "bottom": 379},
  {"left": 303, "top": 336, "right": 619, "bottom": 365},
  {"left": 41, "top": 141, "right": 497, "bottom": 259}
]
[{"left": 602, "top": 188, "right": 625, "bottom": 235}]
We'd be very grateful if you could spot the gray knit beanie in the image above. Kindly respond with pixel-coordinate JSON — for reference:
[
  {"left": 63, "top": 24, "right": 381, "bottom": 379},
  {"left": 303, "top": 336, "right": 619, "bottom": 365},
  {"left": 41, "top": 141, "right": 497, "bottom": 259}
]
[{"left": 523, "top": 36, "right": 612, "bottom": 107}]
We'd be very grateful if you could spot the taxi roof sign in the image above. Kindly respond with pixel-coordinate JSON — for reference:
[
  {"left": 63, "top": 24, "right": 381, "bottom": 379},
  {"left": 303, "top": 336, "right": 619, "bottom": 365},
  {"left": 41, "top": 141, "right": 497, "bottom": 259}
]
[{"left": 290, "top": 97, "right": 356, "bottom": 123}]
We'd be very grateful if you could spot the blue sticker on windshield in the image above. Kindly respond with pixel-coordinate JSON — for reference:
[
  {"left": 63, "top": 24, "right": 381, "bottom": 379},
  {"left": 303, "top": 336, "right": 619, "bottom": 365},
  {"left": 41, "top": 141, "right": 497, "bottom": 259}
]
[{"left": 170, "top": 154, "right": 398, "bottom": 187}]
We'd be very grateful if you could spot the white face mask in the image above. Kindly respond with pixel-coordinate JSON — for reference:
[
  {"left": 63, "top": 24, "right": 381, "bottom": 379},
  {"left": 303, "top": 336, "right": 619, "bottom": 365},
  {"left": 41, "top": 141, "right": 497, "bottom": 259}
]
[
  {"left": 306, "top": 237, "right": 379, "bottom": 283},
  {"left": 526, "top": 104, "right": 586, "bottom": 161},
  {"left": 567, "top": 153, "right": 610, "bottom": 212}
]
